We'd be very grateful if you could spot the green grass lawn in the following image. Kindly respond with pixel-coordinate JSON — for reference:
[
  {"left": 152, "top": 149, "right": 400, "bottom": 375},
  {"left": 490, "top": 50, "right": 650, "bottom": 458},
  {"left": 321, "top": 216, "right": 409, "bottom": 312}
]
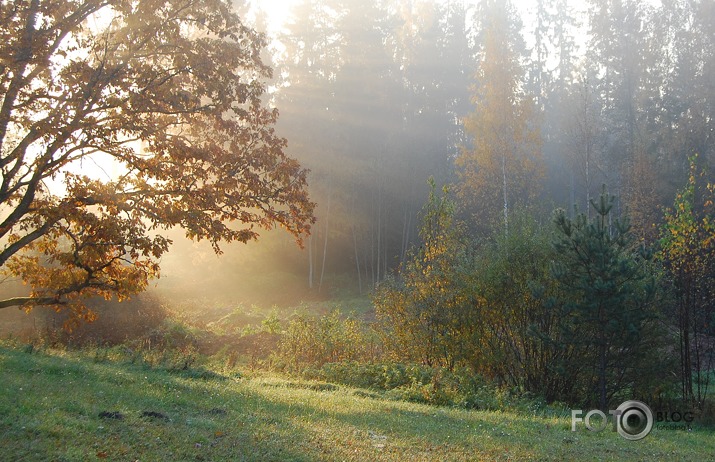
[{"left": 0, "top": 344, "right": 712, "bottom": 461}]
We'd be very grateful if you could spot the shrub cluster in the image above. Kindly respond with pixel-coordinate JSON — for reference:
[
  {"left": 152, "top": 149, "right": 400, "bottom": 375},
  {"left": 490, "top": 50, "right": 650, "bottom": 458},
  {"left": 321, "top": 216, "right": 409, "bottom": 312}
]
[
  {"left": 275, "top": 310, "right": 382, "bottom": 369},
  {"left": 304, "top": 360, "right": 567, "bottom": 416}
]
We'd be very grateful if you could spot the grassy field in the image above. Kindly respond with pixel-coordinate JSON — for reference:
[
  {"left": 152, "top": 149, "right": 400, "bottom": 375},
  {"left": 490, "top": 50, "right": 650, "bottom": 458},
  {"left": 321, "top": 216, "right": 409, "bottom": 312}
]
[{"left": 0, "top": 344, "right": 712, "bottom": 461}]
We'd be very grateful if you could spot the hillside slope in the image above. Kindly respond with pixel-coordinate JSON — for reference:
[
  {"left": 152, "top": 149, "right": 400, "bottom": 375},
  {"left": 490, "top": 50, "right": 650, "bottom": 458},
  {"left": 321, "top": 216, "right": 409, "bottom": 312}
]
[{"left": 0, "top": 345, "right": 712, "bottom": 461}]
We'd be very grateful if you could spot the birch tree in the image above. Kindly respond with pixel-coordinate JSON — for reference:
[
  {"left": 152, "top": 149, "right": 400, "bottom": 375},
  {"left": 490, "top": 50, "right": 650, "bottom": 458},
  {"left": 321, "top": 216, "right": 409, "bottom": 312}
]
[{"left": 456, "top": 0, "right": 543, "bottom": 235}]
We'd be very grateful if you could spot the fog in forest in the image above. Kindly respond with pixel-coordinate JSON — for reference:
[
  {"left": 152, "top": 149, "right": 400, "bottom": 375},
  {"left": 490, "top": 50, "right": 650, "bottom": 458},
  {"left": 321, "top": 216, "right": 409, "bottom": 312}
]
[
  {"left": 2, "top": 0, "right": 714, "bottom": 334},
  {"left": 219, "top": 0, "right": 713, "bottom": 301}
]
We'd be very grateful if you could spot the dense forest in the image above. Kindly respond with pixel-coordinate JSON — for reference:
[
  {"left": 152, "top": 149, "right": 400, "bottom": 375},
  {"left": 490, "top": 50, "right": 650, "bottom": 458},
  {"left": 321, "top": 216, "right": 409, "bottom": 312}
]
[
  {"left": 236, "top": 0, "right": 715, "bottom": 292},
  {"left": 239, "top": 0, "right": 715, "bottom": 409}
]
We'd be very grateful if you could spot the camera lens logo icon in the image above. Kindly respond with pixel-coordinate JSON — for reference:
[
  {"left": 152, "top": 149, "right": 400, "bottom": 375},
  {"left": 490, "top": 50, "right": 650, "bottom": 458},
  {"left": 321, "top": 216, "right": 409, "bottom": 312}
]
[{"left": 616, "top": 400, "right": 653, "bottom": 441}]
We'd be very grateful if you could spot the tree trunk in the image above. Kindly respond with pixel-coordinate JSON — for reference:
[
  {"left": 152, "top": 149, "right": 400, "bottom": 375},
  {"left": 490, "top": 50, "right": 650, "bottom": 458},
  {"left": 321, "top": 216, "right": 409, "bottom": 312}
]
[
  {"left": 598, "top": 334, "right": 607, "bottom": 410},
  {"left": 352, "top": 224, "right": 362, "bottom": 294},
  {"left": 376, "top": 185, "right": 382, "bottom": 282},
  {"left": 318, "top": 188, "right": 331, "bottom": 293},
  {"left": 680, "top": 281, "right": 693, "bottom": 404},
  {"left": 307, "top": 233, "right": 314, "bottom": 289},
  {"left": 502, "top": 153, "right": 508, "bottom": 236}
]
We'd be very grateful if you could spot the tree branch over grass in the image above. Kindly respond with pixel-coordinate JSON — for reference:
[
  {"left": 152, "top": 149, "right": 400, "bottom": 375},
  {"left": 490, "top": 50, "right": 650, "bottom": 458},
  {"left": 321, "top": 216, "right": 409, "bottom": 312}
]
[{"left": 0, "top": 0, "right": 315, "bottom": 321}]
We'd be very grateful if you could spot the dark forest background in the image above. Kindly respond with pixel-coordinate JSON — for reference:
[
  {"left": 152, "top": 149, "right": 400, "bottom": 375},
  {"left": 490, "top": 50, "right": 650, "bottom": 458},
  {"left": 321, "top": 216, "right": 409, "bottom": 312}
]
[{"left": 217, "top": 0, "right": 715, "bottom": 299}]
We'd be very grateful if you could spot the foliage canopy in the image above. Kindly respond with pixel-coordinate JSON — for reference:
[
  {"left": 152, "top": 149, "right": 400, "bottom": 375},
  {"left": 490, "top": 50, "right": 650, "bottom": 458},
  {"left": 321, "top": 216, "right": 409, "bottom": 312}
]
[{"left": 0, "top": 0, "right": 314, "bottom": 322}]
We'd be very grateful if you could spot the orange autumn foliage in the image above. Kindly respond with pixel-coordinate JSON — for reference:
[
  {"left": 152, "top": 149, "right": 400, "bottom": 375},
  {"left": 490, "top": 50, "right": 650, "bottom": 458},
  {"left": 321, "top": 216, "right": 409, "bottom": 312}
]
[{"left": 0, "top": 0, "right": 314, "bottom": 325}]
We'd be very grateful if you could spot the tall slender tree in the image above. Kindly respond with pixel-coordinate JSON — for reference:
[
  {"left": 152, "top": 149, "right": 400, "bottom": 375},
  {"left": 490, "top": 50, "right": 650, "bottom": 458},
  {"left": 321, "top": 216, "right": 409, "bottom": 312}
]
[{"left": 456, "top": 0, "right": 543, "bottom": 235}]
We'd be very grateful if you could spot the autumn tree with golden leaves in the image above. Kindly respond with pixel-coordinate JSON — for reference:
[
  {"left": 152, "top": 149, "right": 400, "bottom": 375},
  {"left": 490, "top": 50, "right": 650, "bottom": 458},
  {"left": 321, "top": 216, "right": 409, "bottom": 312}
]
[
  {"left": 0, "top": 0, "right": 314, "bottom": 324},
  {"left": 456, "top": 0, "right": 543, "bottom": 235},
  {"left": 660, "top": 156, "right": 715, "bottom": 408}
]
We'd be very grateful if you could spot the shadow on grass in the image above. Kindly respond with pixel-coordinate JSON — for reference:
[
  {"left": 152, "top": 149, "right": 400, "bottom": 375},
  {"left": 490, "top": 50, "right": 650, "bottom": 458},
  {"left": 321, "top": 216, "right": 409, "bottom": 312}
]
[
  {"left": 0, "top": 347, "right": 315, "bottom": 461},
  {"left": 1, "top": 346, "right": 714, "bottom": 461}
]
